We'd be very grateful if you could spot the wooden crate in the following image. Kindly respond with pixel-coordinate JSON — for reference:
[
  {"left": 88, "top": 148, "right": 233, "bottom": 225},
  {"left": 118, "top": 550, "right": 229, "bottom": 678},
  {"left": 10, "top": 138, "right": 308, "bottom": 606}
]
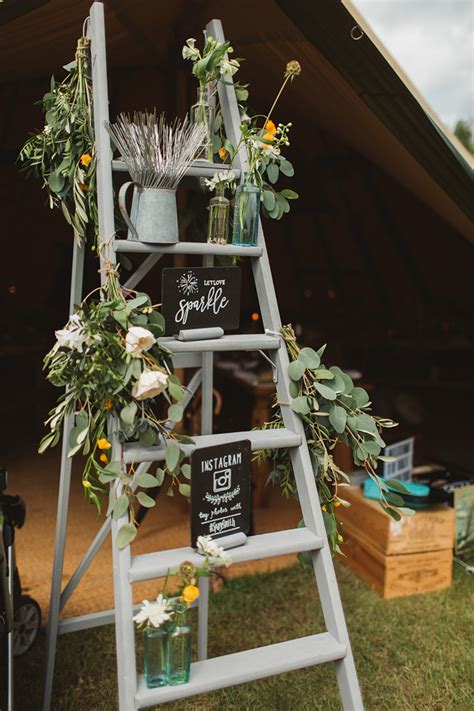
[
  {"left": 342, "top": 524, "right": 452, "bottom": 599},
  {"left": 337, "top": 486, "right": 455, "bottom": 555}
]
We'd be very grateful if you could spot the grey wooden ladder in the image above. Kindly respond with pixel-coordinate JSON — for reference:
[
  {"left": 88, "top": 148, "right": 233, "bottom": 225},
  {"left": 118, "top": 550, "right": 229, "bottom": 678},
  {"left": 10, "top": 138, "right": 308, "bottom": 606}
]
[{"left": 43, "top": 4, "right": 363, "bottom": 709}]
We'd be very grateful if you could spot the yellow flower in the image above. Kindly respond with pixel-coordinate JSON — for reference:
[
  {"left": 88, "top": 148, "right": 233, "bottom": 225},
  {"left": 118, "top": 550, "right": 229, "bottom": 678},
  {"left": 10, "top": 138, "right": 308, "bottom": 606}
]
[
  {"left": 99, "top": 453, "right": 108, "bottom": 463},
  {"left": 265, "top": 120, "right": 277, "bottom": 135},
  {"left": 218, "top": 146, "right": 228, "bottom": 160},
  {"left": 80, "top": 153, "right": 92, "bottom": 167},
  {"left": 79, "top": 183, "right": 88, "bottom": 191},
  {"left": 321, "top": 505, "right": 327, "bottom": 512},
  {"left": 97, "top": 438, "right": 111, "bottom": 450},
  {"left": 182, "top": 585, "right": 200, "bottom": 607},
  {"left": 334, "top": 501, "right": 341, "bottom": 508},
  {"left": 104, "top": 400, "right": 113, "bottom": 411},
  {"left": 83, "top": 480, "right": 91, "bottom": 489}
]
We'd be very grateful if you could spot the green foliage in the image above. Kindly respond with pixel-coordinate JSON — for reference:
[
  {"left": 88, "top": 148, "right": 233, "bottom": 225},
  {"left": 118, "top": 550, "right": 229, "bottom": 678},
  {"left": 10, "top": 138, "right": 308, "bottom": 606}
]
[
  {"left": 255, "top": 324, "right": 402, "bottom": 555},
  {"left": 454, "top": 118, "right": 474, "bottom": 154},
  {"left": 18, "top": 37, "right": 97, "bottom": 246},
  {"left": 39, "top": 271, "right": 194, "bottom": 547}
]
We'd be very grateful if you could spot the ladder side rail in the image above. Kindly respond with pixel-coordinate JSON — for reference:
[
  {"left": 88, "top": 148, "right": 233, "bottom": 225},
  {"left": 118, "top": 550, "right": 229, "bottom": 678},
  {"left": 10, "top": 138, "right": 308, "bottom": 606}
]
[
  {"left": 197, "top": 252, "right": 215, "bottom": 661},
  {"left": 90, "top": 5, "right": 137, "bottom": 710},
  {"left": 90, "top": 1, "right": 116, "bottom": 278},
  {"left": 43, "top": 247, "right": 86, "bottom": 709},
  {"left": 110, "top": 435, "right": 138, "bottom": 710},
  {"left": 123, "top": 253, "right": 163, "bottom": 290},
  {"left": 211, "top": 19, "right": 363, "bottom": 709}
]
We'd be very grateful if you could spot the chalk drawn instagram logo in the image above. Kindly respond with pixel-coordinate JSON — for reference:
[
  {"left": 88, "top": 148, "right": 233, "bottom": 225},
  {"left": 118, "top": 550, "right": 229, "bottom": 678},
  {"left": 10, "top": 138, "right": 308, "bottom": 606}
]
[{"left": 213, "top": 468, "right": 231, "bottom": 493}]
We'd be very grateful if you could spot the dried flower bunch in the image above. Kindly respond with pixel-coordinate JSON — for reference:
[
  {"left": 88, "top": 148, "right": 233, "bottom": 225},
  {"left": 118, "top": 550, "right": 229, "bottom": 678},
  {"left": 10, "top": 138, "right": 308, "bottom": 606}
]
[
  {"left": 18, "top": 36, "right": 97, "bottom": 246},
  {"left": 106, "top": 111, "right": 206, "bottom": 190},
  {"left": 255, "top": 325, "right": 409, "bottom": 555},
  {"left": 40, "top": 270, "right": 192, "bottom": 549}
]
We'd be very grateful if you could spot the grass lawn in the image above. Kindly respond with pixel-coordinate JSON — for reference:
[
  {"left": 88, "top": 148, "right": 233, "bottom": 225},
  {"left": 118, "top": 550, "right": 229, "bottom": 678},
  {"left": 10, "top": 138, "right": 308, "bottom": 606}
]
[{"left": 16, "top": 560, "right": 473, "bottom": 710}]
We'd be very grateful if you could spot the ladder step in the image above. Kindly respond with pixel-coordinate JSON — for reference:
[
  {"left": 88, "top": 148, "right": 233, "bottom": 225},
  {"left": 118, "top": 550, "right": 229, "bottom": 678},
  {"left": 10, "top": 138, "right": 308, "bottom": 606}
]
[
  {"left": 135, "top": 632, "right": 346, "bottom": 707},
  {"left": 159, "top": 334, "right": 280, "bottom": 353},
  {"left": 113, "top": 239, "right": 262, "bottom": 257},
  {"left": 123, "top": 428, "right": 301, "bottom": 465},
  {"left": 129, "top": 527, "right": 323, "bottom": 582},
  {"left": 112, "top": 159, "right": 241, "bottom": 180}
]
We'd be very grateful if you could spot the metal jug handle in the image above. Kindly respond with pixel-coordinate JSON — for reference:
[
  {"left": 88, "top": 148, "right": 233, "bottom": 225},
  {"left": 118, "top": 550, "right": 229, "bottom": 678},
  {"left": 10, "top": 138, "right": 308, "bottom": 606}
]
[{"left": 118, "top": 181, "right": 139, "bottom": 241}]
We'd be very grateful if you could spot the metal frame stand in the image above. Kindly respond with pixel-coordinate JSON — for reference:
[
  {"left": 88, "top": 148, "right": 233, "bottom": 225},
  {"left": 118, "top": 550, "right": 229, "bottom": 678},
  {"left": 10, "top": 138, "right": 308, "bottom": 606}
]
[{"left": 43, "top": 4, "right": 363, "bottom": 709}]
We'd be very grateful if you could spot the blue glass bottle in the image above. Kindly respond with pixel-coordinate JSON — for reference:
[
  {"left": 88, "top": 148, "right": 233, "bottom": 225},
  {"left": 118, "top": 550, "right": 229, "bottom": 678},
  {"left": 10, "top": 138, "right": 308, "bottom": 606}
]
[
  {"left": 167, "top": 604, "right": 192, "bottom": 685},
  {"left": 143, "top": 626, "right": 168, "bottom": 688},
  {"left": 231, "top": 178, "right": 260, "bottom": 247}
]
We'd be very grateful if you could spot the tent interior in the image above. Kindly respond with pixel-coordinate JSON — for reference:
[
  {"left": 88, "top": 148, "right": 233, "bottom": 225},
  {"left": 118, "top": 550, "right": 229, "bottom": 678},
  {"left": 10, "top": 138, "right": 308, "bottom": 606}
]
[{"left": 1, "top": 0, "right": 473, "bottom": 478}]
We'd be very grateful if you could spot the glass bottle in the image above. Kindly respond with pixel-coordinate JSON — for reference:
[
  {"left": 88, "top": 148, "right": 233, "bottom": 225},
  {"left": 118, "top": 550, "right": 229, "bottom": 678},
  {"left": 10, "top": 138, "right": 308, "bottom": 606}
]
[
  {"left": 167, "top": 603, "right": 192, "bottom": 685},
  {"left": 190, "top": 85, "right": 214, "bottom": 162},
  {"left": 207, "top": 183, "right": 230, "bottom": 245},
  {"left": 143, "top": 626, "right": 168, "bottom": 688},
  {"left": 231, "top": 177, "right": 261, "bottom": 247}
]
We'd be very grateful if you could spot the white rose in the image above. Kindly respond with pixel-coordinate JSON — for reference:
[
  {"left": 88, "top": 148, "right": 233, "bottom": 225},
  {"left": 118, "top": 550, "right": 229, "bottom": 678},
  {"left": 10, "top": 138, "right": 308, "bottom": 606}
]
[
  {"left": 125, "top": 326, "right": 155, "bottom": 357},
  {"left": 132, "top": 370, "right": 168, "bottom": 401}
]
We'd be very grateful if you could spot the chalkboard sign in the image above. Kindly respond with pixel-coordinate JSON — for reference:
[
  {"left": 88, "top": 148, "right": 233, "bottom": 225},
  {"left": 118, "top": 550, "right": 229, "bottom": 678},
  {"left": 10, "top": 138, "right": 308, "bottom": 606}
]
[
  {"left": 162, "top": 267, "right": 241, "bottom": 335},
  {"left": 190, "top": 439, "right": 251, "bottom": 546}
]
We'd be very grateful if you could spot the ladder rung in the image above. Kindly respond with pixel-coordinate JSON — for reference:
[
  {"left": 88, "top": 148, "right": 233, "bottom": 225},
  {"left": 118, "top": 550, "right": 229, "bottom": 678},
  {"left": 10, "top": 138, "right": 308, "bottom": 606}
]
[
  {"left": 123, "top": 428, "right": 301, "bottom": 465},
  {"left": 112, "top": 159, "right": 241, "bottom": 180},
  {"left": 135, "top": 632, "right": 346, "bottom": 707},
  {"left": 129, "top": 527, "right": 323, "bottom": 582},
  {"left": 113, "top": 239, "right": 262, "bottom": 257},
  {"left": 159, "top": 334, "right": 281, "bottom": 353}
]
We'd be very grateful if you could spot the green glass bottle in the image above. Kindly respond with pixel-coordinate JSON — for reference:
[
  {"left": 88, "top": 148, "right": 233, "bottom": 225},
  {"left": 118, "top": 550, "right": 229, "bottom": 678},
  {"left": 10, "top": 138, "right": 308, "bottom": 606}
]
[
  {"left": 167, "top": 604, "right": 192, "bottom": 685},
  {"left": 143, "top": 626, "right": 168, "bottom": 688}
]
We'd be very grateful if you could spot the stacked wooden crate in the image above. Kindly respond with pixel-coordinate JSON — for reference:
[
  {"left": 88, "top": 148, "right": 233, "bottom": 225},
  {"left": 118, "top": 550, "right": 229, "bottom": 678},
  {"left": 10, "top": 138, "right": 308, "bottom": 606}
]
[{"left": 337, "top": 487, "right": 455, "bottom": 599}]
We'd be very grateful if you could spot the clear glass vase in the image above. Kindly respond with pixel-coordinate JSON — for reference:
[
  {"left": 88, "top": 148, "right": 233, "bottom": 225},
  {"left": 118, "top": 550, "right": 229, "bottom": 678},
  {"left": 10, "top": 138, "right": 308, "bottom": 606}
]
[
  {"left": 207, "top": 184, "right": 230, "bottom": 245},
  {"left": 143, "top": 626, "right": 168, "bottom": 688},
  {"left": 231, "top": 179, "right": 261, "bottom": 247},
  {"left": 190, "top": 85, "right": 214, "bottom": 162},
  {"left": 167, "top": 606, "right": 192, "bottom": 686}
]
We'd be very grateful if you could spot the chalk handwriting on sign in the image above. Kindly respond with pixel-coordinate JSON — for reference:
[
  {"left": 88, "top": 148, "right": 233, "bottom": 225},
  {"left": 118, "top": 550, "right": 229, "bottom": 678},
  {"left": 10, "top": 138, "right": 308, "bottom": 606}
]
[
  {"left": 162, "top": 267, "right": 241, "bottom": 335},
  {"left": 190, "top": 440, "right": 251, "bottom": 546}
]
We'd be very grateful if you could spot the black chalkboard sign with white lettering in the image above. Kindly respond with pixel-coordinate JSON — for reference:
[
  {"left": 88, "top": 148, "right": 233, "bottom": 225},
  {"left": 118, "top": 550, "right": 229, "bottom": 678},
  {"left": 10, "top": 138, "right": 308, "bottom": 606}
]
[
  {"left": 162, "top": 267, "right": 241, "bottom": 335},
  {"left": 190, "top": 439, "right": 251, "bottom": 546}
]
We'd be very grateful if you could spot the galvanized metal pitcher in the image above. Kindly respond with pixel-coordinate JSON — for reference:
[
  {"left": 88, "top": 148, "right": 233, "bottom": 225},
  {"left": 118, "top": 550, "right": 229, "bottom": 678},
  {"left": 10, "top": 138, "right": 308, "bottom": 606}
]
[{"left": 118, "top": 182, "right": 179, "bottom": 244}]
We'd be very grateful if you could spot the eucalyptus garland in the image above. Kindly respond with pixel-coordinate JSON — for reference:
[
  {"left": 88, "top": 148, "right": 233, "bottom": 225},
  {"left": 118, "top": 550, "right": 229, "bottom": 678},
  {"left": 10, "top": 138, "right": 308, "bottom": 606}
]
[
  {"left": 255, "top": 325, "right": 410, "bottom": 555},
  {"left": 18, "top": 36, "right": 97, "bottom": 246},
  {"left": 40, "top": 269, "right": 191, "bottom": 548}
]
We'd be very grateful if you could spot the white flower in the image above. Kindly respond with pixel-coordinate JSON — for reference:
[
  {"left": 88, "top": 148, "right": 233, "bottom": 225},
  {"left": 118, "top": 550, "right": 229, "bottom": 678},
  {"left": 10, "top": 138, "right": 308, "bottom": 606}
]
[
  {"left": 43, "top": 125, "right": 52, "bottom": 135},
  {"left": 182, "top": 38, "right": 199, "bottom": 60},
  {"left": 204, "top": 170, "right": 236, "bottom": 191},
  {"left": 196, "top": 535, "right": 232, "bottom": 567},
  {"left": 220, "top": 58, "right": 240, "bottom": 77},
  {"left": 133, "top": 594, "right": 173, "bottom": 628},
  {"left": 54, "top": 314, "right": 87, "bottom": 352},
  {"left": 132, "top": 370, "right": 168, "bottom": 401},
  {"left": 125, "top": 326, "right": 155, "bottom": 357}
]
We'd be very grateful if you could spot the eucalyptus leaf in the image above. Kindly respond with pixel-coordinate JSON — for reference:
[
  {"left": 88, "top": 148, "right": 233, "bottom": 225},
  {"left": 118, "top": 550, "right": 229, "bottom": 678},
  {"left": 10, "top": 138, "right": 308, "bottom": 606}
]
[
  {"left": 139, "top": 427, "right": 156, "bottom": 448},
  {"left": 137, "top": 491, "right": 156, "bottom": 508},
  {"left": 298, "top": 347, "right": 320, "bottom": 370},
  {"left": 329, "top": 405, "right": 347, "bottom": 433},
  {"left": 288, "top": 360, "right": 306, "bottom": 381},
  {"left": 178, "top": 483, "right": 191, "bottom": 498},
  {"left": 314, "top": 382, "right": 337, "bottom": 401},
  {"left": 280, "top": 160, "right": 294, "bottom": 177},
  {"left": 352, "top": 387, "right": 370, "bottom": 408},
  {"left": 116, "top": 523, "right": 137, "bottom": 549},
  {"left": 385, "top": 479, "right": 410, "bottom": 494},
  {"left": 289, "top": 380, "right": 299, "bottom": 398},
  {"left": 181, "top": 463, "right": 191, "bottom": 480},
  {"left": 291, "top": 396, "right": 311, "bottom": 415},
  {"left": 135, "top": 472, "right": 159, "bottom": 488},
  {"left": 168, "top": 404, "right": 183, "bottom": 423},
  {"left": 165, "top": 443, "right": 180, "bottom": 472},
  {"left": 120, "top": 401, "right": 137, "bottom": 427},
  {"left": 155, "top": 468, "right": 165, "bottom": 486},
  {"left": 266, "top": 163, "right": 279, "bottom": 184},
  {"left": 112, "top": 494, "right": 129, "bottom": 520},
  {"left": 263, "top": 190, "right": 276, "bottom": 211}
]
